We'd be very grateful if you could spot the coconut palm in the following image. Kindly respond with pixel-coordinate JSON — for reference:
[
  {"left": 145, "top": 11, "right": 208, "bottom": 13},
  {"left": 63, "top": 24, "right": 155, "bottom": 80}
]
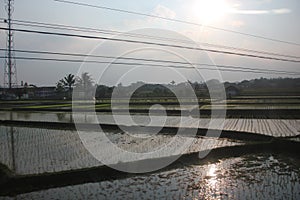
[
  {"left": 61, "top": 74, "right": 75, "bottom": 98},
  {"left": 62, "top": 74, "right": 76, "bottom": 91}
]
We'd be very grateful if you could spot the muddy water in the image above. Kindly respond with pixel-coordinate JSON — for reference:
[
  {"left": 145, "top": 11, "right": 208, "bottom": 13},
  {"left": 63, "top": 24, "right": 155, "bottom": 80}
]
[{"left": 2, "top": 153, "right": 299, "bottom": 199}]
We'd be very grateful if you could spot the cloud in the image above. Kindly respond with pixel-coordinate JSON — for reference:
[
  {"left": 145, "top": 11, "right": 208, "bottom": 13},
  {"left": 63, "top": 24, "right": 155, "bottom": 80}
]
[
  {"left": 272, "top": 8, "right": 291, "bottom": 14},
  {"left": 262, "top": 0, "right": 272, "bottom": 3},
  {"left": 229, "top": 8, "right": 291, "bottom": 15},
  {"left": 231, "top": 9, "right": 269, "bottom": 15},
  {"left": 151, "top": 4, "right": 176, "bottom": 19}
]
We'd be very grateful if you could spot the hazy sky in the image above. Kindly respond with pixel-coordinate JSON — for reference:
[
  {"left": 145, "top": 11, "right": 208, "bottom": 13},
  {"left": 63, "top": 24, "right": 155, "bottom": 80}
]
[{"left": 0, "top": 0, "right": 300, "bottom": 86}]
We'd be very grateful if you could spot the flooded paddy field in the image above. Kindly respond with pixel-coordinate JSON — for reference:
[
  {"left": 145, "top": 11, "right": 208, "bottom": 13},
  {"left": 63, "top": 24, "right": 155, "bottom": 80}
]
[
  {"left": 0, "top": 125, "right": 244, "bottom": 175},
  {"left": 1, "top": 97, "right": 300, "bottom": 119},
  {"left": 1, "top": 111, "right": 299, "bottom": 138},
  {"left": 1, "top": 153, "right": 300, "bottom": 199},
  {"left": 0, "top": 98, "right": 299, "bottom": 199}
]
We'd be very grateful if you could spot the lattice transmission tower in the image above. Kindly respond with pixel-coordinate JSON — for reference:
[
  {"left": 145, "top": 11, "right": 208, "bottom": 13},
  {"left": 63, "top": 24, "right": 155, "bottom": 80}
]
[{"left": 4, "top": 0, "right": 17, "bottom": 89}]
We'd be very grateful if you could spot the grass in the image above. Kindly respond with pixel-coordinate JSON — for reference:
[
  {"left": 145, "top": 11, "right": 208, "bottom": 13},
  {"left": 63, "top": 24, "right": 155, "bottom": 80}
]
[
  {"left": 201, "top": 104, "right": 300, "bottom": 110},
  {"left": 75, "top": 104, "right": 110, "bottom": 109},
  {"left": 20, "top": 104, "right": 72, "bottom": 109},
  {"left": 18, "top": 103, "right": 111, "bottom": 109},
  {"left": 1, "top": 96, "right": 300, "bottom": 111}
]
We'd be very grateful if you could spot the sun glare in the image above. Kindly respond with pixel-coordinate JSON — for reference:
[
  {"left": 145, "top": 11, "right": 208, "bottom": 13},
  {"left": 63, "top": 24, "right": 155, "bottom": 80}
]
[{"left": 192, "top": 0, "right": 231, "bottom": 23}]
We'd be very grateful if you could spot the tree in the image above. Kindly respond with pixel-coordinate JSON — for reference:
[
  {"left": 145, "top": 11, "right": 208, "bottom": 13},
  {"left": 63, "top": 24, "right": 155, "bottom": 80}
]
[
  {"left": 76, "top": 72, "right": 94, "bottom": 89},
  {"left": 59, "top": 74, "right": 76, "bottom": 99},
  {"left": 55, "top": 80, "right": 66, "bottom": 99},
  {"left": 55, "top": 80, "right": 65, "bottom": 93},
  {"left": 75, "top": 72, "right": 94, "bottom": 100},
  {"left": 62, "top": 74, "right": 76, "bottom": 91}
]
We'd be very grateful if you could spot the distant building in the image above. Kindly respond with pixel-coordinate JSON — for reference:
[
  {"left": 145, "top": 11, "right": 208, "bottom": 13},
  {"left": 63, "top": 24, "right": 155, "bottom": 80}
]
[
  {"left": 0, "top": 89, "right": 17, "bottom": 100},
  {"left": 0, "top": 86, "right": 59, "bottom": 100},
  {"left": 225, "top": 85, "right": 240, "bottom": 98},
  {"left": 0, "top": 87, "right": 18, "bottom": 100},
  {"left": 33, "top": 87, "right": 57, "bottom": 98}
]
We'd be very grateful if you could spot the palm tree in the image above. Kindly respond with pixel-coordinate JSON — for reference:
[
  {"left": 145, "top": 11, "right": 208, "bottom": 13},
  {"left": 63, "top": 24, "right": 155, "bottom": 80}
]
[
  {"left": 61, "top": 74, "right": 75, "bottom": 98},
  {"left": 62, "top": 74, "right": 76, "bottom": 91}
]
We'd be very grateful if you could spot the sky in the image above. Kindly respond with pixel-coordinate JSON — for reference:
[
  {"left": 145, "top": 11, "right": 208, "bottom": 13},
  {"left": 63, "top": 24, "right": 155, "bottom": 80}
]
[{"left": 0, "top": 0, "right": 300, "bottom": 86}]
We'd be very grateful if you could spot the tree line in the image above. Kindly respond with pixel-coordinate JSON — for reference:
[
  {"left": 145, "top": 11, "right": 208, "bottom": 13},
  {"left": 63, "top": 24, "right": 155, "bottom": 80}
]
[{"left": 56, "top": 74, "right": 300, "bottom": 99}]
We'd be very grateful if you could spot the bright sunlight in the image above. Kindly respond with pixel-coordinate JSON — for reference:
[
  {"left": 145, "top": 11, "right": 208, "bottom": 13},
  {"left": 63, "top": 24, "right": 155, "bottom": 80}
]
[{"left": 192, "top": 0, "right": 231, "bottom": 23}]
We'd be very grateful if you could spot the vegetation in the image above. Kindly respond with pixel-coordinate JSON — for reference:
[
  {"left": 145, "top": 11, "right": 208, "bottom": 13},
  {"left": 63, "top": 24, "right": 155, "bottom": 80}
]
[
  {"left": 1, "top": 75, "right": 300, "bottom": 100},
  {"left": 95, "top": 77, "right": 300, "bottom": 99},
  {"left": 75, "top": 72, "right": 94, "bottom": 90},
  {"left": 230, "top": 77, "right": 300, "bottom": 96},
  {"left": 55, "top": 73, "right": 94, "bottom": 99},
  {"left": 61, "top": 74, "right": 76, "bottom": 91}
]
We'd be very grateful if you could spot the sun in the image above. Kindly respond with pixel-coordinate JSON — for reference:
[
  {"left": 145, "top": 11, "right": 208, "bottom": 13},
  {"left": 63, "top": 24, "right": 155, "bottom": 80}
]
[{"left": 192, "top": 0, "right": 231, "bottom": 23}]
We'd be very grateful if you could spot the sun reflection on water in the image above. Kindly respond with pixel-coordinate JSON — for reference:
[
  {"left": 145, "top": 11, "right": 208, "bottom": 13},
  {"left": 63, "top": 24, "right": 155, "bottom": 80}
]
[
  {"left": 206, "top": 164, "right": 218, "bottom": 187},
  {"left": 207, "top": 164, "right": 217, "bottom": 177}
]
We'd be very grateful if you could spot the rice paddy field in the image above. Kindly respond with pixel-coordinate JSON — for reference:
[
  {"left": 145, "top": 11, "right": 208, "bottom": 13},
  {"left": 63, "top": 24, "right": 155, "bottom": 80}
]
[
  {"left": 0, "top": 97, "right": 300, "bottom": 199},
  {"left": 0, "top": 125, "right": 245, "bottom": 175},
  {"left": 0, "top": 111, "right": 299, "bottom": 137},
  {"left": 1, "top": 96, "right": 300, "bottom": 110},
  {"left": 3, "top": 154, "right": 300, "bottom": 200}
]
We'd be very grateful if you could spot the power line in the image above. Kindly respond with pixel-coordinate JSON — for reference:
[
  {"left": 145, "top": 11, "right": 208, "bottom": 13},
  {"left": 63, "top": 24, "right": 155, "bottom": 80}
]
[
  {"left": 0, "top": 48, "right": 298, "bottom": 75},
  {"left": 54, "top": 0, "right": 300, "bottom": 47},
  {"left": 1, "top": 18, "right": 300, "bottom": 60},
  {"left": 1, "top": 27, "right": 300, "bottom": 63},
  {"left": 0, "top": 56, "right": 299, "bottom": 76}
]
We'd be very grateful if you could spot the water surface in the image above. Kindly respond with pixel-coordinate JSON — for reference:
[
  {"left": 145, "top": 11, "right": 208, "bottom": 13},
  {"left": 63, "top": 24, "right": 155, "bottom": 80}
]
[{"left": 3, "top": 153, "right": 299, "bottom": 199}]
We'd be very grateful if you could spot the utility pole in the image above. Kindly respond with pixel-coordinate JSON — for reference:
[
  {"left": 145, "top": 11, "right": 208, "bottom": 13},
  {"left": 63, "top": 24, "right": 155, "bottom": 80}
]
[
  {"left": 4, "top": 0, "right": 17, "bottom": 89},
  {"left": 3, "top": 1, "right": 17, "bottom": 172}
]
